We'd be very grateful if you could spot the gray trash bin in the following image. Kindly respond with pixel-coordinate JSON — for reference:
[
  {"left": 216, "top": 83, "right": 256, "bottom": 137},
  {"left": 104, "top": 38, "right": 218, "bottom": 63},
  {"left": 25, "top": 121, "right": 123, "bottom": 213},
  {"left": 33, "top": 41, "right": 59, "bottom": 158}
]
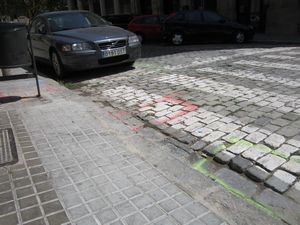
[{"left": 0, "top": 23, "right": 31, "bottom": 68}]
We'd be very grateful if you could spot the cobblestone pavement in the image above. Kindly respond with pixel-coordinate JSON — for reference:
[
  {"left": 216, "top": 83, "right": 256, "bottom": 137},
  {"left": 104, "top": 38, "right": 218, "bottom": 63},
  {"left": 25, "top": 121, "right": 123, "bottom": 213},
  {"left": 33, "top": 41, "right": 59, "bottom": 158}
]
[
  {"left": 0, "top": 78, "right": 228, "bottom": 225},
  {"left": 77, "top": 45, "right": 300, "bottom": 205}
]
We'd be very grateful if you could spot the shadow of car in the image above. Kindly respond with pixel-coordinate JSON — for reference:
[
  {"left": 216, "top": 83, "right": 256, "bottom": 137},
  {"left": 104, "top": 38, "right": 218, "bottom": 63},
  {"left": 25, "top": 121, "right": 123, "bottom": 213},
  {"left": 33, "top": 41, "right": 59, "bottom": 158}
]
[
  {"left": 128, "top": 15, "right": 167, "bottom": 43},
  {"left": 29, "top": 10, "right": 141, "bottom": 77},
  {"left": 163, "top": 10, "right": 255, "bottom": 45}
]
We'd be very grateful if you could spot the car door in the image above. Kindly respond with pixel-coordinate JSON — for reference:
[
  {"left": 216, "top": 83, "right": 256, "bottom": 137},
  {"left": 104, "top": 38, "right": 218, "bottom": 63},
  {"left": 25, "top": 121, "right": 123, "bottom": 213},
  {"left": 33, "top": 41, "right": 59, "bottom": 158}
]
[
  {"left": 202, "top": 11, "right": 226, "bottom": 41},
  {"left": 30, "top": 17, "right": 50, "bottom": 59},
  {"left": 186, "top": 11, "right": 205, "bottom": 42},
  {"left": 140, "top": 16, "right": 162, "bottom": 40}
]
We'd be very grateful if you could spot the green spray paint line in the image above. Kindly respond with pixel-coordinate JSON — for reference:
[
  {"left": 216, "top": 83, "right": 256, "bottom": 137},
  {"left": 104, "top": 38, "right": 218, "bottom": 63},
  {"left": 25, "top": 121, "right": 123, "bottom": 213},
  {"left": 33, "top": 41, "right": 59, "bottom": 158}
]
[{"left": 192, "top": 159, "right": 279, "bottom": 219}]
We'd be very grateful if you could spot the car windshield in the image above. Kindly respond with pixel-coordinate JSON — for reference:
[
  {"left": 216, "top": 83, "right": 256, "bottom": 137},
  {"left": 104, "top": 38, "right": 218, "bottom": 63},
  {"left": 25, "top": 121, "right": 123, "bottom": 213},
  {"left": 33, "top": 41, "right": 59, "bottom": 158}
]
[{"left": 47, "top": 12, "right": 109, "bottom": 32}]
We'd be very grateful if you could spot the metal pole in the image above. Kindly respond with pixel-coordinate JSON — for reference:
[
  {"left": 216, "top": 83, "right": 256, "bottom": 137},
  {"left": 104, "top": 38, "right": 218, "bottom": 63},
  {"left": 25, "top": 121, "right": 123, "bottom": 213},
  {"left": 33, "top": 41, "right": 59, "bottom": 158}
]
[{"left": 28, "top": 34, "right": 41, "bottom": 97}]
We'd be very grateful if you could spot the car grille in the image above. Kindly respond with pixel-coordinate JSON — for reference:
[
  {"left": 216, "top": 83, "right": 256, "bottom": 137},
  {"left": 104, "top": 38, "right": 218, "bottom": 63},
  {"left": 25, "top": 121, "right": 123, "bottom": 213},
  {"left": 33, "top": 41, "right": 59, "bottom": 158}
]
[{"left": 98, "top": 40, "right": 127, "bottom": 50}]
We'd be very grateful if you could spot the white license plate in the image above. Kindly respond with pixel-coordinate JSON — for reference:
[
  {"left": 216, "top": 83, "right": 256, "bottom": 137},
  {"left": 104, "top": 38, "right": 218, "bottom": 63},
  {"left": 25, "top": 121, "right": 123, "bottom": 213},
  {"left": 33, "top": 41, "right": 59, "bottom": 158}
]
[{"left": 102, "top": 47, "right": 126, "bottom": 58}]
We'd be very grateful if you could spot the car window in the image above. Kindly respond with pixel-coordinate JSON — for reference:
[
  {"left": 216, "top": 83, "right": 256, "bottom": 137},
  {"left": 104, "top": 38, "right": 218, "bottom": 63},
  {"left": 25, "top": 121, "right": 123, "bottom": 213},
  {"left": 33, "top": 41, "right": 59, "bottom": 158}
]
[
  {"left": 187, "top": 11, "right": 203, "bottom": 23},
  {"left": 203, "top": 11, "right": 224, "bottom": 22},
  {"left": 30, "top": 18, "right": 46, "bottom": 34},
  {"left": 141, "top": 16, "right": 159, "bottom": 24},
  {"left": 47, "top": 12, "right": 108, "bottom": 32},
  {"left": 166, "top": 12, "right": 185, "bottom": 23}
]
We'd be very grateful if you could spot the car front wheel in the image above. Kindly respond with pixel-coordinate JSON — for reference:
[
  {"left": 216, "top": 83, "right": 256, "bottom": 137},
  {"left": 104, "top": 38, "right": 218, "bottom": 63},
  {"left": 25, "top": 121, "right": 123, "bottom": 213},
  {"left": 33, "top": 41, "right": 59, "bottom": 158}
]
[
  {"left": 171, "top": 33, "right": 184, "bottom": 45},
  {"left": 235, "top": 31, "right": 245, "bottom": 44},
  {"left": 51, "top": 50, "right": 65, "bottom": 78}
]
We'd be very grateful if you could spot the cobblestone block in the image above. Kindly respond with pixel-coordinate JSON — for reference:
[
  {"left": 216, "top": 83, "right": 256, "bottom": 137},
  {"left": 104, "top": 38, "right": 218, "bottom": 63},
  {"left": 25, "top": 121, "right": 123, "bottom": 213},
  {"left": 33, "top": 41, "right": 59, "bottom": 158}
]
[
  {"left": 273, "top": 144, "right": 299, "bottom": 158},
  {"left": 264, "top": 134, "right": 285, "bottom": 148},
  {"left": 277, "top": 126, "right": 299, "bottom": 137},
  {"left": 214, "top": 151, "right": 236, "bottom": 164},
  {"left": 202, "top": 131, "right": 225, "bottom": 143},
  {"left": 287, "top": 138, "right": 300, "bottom": 148},
  {"left": 192, "top": 127, "right": 213, "bottom": 138},
  {"left": 265, "top": 170, "right": 296, "bottom": 193},
  {"left": 258, "top": 154, "right": 286, "bottom": 171},
  {"left": 203, "top": 141, "right": 226, "bottom": 156},
  {"left": 216, "top": 168, "right": 257, "bottom": 196},
  {"left": 245, "top": 132, "right": 267, "bottom": 144},
  {"left": 227, "top": 140, "right": 253, "bottom": 154},
  {"left": 191, "top": 141, "right": 207, "bottom": 151},
  {"left": 241, "top": 125, "right": 259, "bottom": 133},
  {"left": 229, "top": 156, "right": 253, "bottom": 173},
  {"left": 242, "top": 144, "right": 271, "bottom": 161},
  {"left": 245, "top": 165, "right": 270, "bottom": 182},
  {"left": 170, "top": 208, "right": 195, "bottom": 225},
  {"left": 222, "top": 130, "right": 247, "bottom": 144},
  {"left": 281, "top": 156, "right": 300, "bottom": 175}
]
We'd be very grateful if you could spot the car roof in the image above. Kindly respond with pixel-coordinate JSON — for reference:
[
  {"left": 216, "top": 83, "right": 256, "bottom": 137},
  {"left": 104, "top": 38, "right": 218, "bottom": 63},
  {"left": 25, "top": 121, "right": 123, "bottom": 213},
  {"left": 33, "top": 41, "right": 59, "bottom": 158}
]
[{"left": 39, "top": 10, "right": 89, "bottom": 17}]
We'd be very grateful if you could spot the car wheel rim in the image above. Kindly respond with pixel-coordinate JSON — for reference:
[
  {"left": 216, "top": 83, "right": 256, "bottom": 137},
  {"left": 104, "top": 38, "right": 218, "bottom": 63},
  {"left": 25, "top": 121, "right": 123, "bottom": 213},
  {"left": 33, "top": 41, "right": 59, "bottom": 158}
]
[
  {"left": 236, "top": 32, "right": 245, "bottom": 43},
  {"left": 52, "top": 53, "right": 61, "bottom": 76},
  {"left": 172, "top": 34, "right": 183, "bottom": 45}
]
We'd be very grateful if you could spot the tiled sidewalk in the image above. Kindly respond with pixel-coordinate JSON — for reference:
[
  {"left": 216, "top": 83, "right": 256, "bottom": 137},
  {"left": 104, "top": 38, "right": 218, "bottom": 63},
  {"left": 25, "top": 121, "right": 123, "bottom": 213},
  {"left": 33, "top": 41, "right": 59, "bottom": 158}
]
[{"left": 0, "top": 78, "right": 227, "bottom": 225}]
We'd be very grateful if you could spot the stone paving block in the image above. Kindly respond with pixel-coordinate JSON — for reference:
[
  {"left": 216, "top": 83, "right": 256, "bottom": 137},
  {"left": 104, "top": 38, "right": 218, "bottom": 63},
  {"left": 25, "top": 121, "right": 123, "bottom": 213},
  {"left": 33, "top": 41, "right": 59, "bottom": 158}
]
[
  {"left": 47, "top": 211, "right": 69, "bottom": 225},
  {"left": 241, "top": 125, "right": 259, "bottom": 133},
  {"left": 265, "top": 170, "right": 297, "bottom": 193},
  {"left": 281, "top": 155, "right": 300, "bottom": 175},
  {"left": 286, "top": 181, "right": 300, "bottom": 204},
  {"left": 287, "top": 138, "right": 300, "bottom": 148},
  {"left": 124, "top": 212, "right": 148, "bottom": 225},
  {"left": 273, "top": 144, "right": 299, "bottom": 158},
  {"left": 142, "top": 205, "right": 164, "bottom": 221},
  {"left": 43, "top": 200, "right": 64, "bottom": 215},
  {"left": 116, "top": 201, "right": 136, "bottom": 217},
  {"left": 245, "top": 165, "right": 270, "bottom": 182},
  {"left": 69, "top": 204, "right": 89, "bottom": 220},
  {"left": 216, "top": 168, "right": 258, "bottom": 196},
  {"left": 170, "top": 208, "right": 195, "bottom": 225},
  {"left": 277, "top": 126, "right": 299, "bottom": 138},
  {"left": 202, "top": 131, "right": 225, "bottom": 143},
  {"left": 203, "top": 141, "right": 226, "bottom": 156},
  {"left": 192, "top": 127, "right": 213, "bottom": 138},
  {"left": 96, "top": 208, "right": 118, "bottom": 224},
  {"left": 132, "top": 194, "right": 155, "bottom": 209},
  {"left": 242, "top": 144, "right": 271, "bottom": 161},
  {"left": 200, "top": 212, "right": 224, "bottom": 225},
  {"left": 257, "top": 154, "right": 286, "bottom": 172},
  {"left": 222, "top": 130, "right": 247, "bottom": 144},
  {"left": 264, "top": 133, "right": 285, "bottom": 148},
  {"left": 227, "top": 140, "right": 253, "bottom": 154},
  {"left": 254, "top": 189, "right": 300, "bottom": 225},
  {"left": 191, "top": 140, "right": 207, "bottom": 151},
  {"left": 185, "top": 202, "right": 209, "bottom": 217},
  {"left": 0, "top": 201, "right": 16, "bottom": 215},
  {"left": 214, "top": 151, "right": 236, "bottom": 164},
  {"left": 21, "top": 206, "right": 42, "bottom": 222},
  {"left": 229, "top": 156, "right": 253, "bottom": 173},
  {"left": 159, "top": 198, "right": 180, "bottom": 212},
  {"left": 245, "top": 132, "right": 267, "bottom": 144},
  {"left": 0, "top": 213, "right": 18, "bottom": 225}
]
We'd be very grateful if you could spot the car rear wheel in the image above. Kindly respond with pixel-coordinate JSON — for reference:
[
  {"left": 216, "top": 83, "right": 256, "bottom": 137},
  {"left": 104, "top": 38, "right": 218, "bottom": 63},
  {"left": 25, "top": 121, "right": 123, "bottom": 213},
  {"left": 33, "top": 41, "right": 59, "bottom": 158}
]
[
  {"left": 235, "top": 31, "right": 245, "bottom": 44},
  {"left": 171, "top": 33, "right": 184, "bottom": 45},
  {"left": 51, "top": 50, "right": 65, "bottom": 78}
]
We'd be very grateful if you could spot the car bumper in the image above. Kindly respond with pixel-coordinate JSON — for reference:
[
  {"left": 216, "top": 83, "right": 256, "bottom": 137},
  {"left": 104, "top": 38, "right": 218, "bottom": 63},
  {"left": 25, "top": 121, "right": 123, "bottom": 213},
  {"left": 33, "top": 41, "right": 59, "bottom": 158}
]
[{"left": 59, "top": 45, "right": 141, "bottom": 71}]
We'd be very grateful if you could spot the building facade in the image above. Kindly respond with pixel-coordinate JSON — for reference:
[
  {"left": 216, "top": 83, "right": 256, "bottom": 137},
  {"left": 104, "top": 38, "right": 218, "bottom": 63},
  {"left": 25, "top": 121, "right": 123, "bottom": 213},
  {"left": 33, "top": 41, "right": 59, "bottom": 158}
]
[{"left": 67, "top": 0, "right": 300, "bottom": 35}]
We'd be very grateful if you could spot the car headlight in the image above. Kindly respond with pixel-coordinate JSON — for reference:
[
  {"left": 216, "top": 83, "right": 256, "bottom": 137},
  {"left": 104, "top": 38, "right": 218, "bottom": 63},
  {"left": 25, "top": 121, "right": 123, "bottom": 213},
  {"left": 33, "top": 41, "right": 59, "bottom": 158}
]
[
  {"left": 61, "top": 43, "right": 93, "bottom": 52},
  {"left": 128, "top": 35, "right": 139, "bottom": 46}
]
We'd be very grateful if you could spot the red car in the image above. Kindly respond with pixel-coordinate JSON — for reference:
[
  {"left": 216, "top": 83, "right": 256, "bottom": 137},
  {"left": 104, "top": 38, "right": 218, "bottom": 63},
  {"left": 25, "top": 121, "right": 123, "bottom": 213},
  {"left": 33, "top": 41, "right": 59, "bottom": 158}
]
[{"left": 128, "top": 15, "right": 167, "bottom": 43}]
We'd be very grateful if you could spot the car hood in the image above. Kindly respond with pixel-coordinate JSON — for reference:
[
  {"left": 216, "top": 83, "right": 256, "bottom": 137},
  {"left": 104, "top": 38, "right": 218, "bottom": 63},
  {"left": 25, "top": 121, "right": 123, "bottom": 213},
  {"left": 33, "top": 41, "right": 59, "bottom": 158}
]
[{"left": 52, "top": 25, "right": 133, "bottom": 42}]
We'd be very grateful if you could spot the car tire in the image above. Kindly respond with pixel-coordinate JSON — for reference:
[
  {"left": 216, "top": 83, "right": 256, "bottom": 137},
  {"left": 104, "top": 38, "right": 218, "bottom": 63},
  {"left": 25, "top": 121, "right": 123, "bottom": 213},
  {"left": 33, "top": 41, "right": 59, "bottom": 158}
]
[
  {"left": 50, "top": 50, "right": 65, "bottom": 78},
  {"left": 234, "top": 31, "right": 245, "bottom": 44},
  {"left": 171, "top": 33, "right": 184, "bottom": 45}
]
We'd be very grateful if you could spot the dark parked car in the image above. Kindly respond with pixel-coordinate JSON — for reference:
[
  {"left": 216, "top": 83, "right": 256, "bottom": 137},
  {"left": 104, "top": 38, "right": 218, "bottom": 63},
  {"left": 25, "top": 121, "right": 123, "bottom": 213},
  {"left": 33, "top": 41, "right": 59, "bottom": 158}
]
[
  {"left": 102, "top": 14, "right": 138, "bottom": 29},
  {"left": 163, "top": 10, "right": 255, "bottom": 45},
  {"left": 29, "top": 11, "right": 141, "bottom": 77},
  {"left": 128, "top": 15, "right": 167, "bottom": 43}
]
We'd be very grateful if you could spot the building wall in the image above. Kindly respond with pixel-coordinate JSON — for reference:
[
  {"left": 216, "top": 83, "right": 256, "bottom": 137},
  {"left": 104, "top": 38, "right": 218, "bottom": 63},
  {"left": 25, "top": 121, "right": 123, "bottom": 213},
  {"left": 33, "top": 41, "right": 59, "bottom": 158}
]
[{"left": 265, "top": 0, "right": 300, "bottom": 35}]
